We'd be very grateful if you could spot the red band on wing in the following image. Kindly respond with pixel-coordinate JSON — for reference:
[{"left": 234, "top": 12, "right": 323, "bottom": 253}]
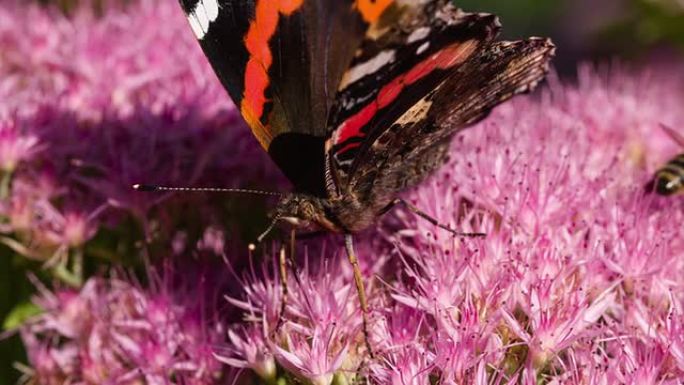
[
  {"left": 334, "top": 40, "right": 479, "bottom": 154},
  {"left": 335, "top": 103, "right": 378, "bottom": 145},
  {"left": 240, "top": 0, "right": 304, "bottom": 149},
  {"left": 337, "top": 141, "right": 363, "bottom": 156}
]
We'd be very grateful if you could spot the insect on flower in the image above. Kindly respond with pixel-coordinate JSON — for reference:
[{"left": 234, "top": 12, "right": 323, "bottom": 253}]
[
  {"left": 137, "top": 0, "right": 555, "bottom": 354},
  {"left": 647, "top": 123, "right": 684, "bottom": 196}
]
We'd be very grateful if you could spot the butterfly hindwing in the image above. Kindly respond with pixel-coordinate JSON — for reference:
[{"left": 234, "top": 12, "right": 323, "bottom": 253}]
[
  {"left": 325, "top": 4, "right": 501, "bottom": 196},
  {"left": 347, "top": 37, "right": 555, "bottom": 210}
]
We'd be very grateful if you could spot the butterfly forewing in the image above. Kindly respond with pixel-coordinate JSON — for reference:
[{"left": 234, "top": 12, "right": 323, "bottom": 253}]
[{"left": 179, "top": 0, "right": 376, "bottom": 196}]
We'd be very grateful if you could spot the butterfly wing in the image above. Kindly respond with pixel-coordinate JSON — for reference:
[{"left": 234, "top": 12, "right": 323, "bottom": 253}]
[
  {"left": 350, "top": 38, "right": 554, "bottom": 211},
  {"left": 178, "top": 0, "right": 393, "bottom": 196},
  {"left": 325, "top": 3, "right": 499, "bottom": 196},
  {"left": 325, "top": 3, "right": 554, "bottom": 209}
]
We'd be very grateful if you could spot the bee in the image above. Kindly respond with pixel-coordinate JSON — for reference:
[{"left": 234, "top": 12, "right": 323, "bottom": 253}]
[{"left": 648, "top": 124, "right": 684, "bottom": 196}]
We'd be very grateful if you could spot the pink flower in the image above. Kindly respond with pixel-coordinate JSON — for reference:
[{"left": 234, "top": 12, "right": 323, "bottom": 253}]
[
  {"left": 370, "top": 348, "right": 433, "bottom": 385},
  {"left": 197, "top": 226, "right": 226, "bottom": 255},
  {"left": 20, "top": 270, "right": 226, "bottom": 384},
  {"left": 664, "top": 298, "right": 684, "bottom": 372},
  {"left": 224, "top": 255, "right": 285, "bottom": 333},
  {"left": 369, "top": 306, "right": 433, "bottom": 385},
  {"left": 0, "top": 118, "right": 41, "bottom": 173},
  {"left": 500, "top": 278, "right": 614, "bottom": 370},
  {"left": 273, "top": 325, "right": 349, "bottom": 385},
  {"left": 610, "top": 340, "right": 668, "bottom": 385},
  {"left": 37, "top": 201, "right": 105, "bottom": 249},
  {"left": 217, "top": 325, "right": 276, "bottom": 381},
  {"left": 0, "top": 0, "right": 285, "bottom": 271},
  {"left": 222, "top": 251, "right": 367, "bottom": 384}
]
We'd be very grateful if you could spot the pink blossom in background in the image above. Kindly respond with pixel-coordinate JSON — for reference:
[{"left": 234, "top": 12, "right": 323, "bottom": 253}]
[
  {"left": 19, "top": 270, "right": 225, "bottom": 385},
  {"left": 0, "top": 118, "right": 42, "bottom": 175},
  {"left": 0, "top": 0, "right": 284, "bottom": 267}
]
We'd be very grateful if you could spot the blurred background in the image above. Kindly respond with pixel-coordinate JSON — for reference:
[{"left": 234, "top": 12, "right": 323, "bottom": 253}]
[
  {"left": 457, "top": 0, "right": 684, "bottom": 74},
  {"left": 33, "top": 0, "right": 684, "bottom": 71},
  {"left": 1, "top": 0, "right": 682, "bottom": 383}
]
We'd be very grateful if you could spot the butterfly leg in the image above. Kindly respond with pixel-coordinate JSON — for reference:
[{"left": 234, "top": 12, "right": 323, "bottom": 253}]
[
  {"left": 344, "top": 234, "right": 374, "bottom": 358},
  {"left": 276, "top": 229, "right": 304, "bottom": 333},
  {"left": 275, "top": 244, "right": 289, "bottom": 332},
  {"left": 382, "top": 199, "right": 486, "bottom": 237},
  {"left": 287, "top": 229, "right": 309, "bottom": 292}
]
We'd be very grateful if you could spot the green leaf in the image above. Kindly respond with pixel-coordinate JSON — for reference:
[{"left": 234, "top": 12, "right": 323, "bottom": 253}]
[{"left": 2, "top": 302, "right": 42, "bottom": 330}]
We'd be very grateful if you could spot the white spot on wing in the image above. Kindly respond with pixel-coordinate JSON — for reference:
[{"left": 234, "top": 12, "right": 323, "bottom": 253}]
[
  {"left": 203, "top": 0, "right": 220, "bottom": 21},
  {"left": 416, "top": 42, "right": 430, "bottom": 55},
  {"left": 339, "top": 50, "right": 396, "bottom": 90},
  {"left": 407, "top": 27, "right": 430, "bottom": 43},
  {"left": 194, "top": 3, "right": 211, "bottom": 34},
  {"left": 342, "top": 93, "right": 374, "bottom": 110},
  {"left": 187, "top": 13, "right": 205, "bottom": 40},
  {"left": 186, "top": 0, "right": 220, "bottom": 40}
]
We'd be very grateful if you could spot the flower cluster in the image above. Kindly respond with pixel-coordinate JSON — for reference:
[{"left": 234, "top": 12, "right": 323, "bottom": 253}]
[
  {"left": 20, "top": 271, "right": 225, "bottom": 384},
  {"left": 0, "top": 0, "right": 281, "bottom": 278},
  {"left": 217, "top": 249, "right": 370, "bottom": 385},
  {"left": 221, "top": 66, "right": 684, "bottom": 385}
]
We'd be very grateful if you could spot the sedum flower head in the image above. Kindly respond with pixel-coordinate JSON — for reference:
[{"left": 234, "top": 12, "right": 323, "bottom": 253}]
[
  {"left": 215, "top": 64, "right": 684, "bottom": 384},
  {"left": 0, "top": 118, "right": 42, "bottom": 173},
  {"left": 20, "top": 272, "right": 225, "bottom": 384}
]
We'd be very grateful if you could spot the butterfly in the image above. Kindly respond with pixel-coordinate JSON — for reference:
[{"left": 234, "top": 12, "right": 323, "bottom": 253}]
[{"left": 174, "top": 0, "right": 554, "bottom": 351}]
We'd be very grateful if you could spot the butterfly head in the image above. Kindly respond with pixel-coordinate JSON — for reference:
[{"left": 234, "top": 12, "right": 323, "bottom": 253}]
[{"left": 272, "top": 194, "right": 343, "bottom": 233}]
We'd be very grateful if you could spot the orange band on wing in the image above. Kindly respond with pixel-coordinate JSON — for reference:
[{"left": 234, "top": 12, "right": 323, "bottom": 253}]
[
  {"left": 354, "top": 0, "right": 393, "bottom": 23},
  {"left": 240, "top": 0, "right": 304, "bottom": 149}
]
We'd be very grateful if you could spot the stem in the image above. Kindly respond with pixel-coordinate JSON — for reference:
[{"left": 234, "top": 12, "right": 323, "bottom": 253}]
[
  {"left": 50, "top": 248, "right": 84, "bottom": 288},
  {"left": 0, "top": 171, "right": 12, "bottom": 199},
  {"left": 72, "top": 247, "right": 84, "bottom": 286},
  {"left": 52, "top": 263, "right": 81, "bottom": 288}
]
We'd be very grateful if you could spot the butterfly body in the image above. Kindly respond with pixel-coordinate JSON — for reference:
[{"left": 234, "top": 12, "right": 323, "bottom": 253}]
[{"left": 273, "top": 194, "right": 366, "bottom": 234}]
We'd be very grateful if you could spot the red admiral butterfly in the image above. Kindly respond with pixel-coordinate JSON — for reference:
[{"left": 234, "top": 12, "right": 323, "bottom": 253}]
[{"left": 173, "top": 0, "right": 554, "bottom": 351}]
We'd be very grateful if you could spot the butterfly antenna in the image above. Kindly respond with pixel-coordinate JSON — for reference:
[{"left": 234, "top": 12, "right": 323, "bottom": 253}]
[
  {"left": 133, "top": 184, "right": 282, "bottom": 197},
  {"left": 255, "top": 216, "right": 282, "bottom": 245}
]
